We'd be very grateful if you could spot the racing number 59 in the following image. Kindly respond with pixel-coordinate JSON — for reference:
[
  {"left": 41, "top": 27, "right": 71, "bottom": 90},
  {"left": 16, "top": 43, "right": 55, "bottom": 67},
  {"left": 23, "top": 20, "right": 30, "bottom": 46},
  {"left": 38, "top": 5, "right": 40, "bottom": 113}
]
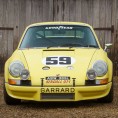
[{"left": 46, "top": 57, "right": 71, "bottom": 65}]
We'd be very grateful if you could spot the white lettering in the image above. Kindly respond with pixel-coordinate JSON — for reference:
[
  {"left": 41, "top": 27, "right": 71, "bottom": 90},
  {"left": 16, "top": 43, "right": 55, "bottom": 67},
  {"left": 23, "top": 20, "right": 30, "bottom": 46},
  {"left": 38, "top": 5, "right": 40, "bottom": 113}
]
[{"left": 45, "top": 26, "right": 73, "bottom": 30}]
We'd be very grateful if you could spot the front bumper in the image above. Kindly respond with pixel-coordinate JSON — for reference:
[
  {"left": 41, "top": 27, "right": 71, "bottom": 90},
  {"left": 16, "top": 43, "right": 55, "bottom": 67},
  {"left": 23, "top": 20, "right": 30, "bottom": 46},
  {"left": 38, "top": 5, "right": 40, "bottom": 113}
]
[{"left": 5, "top": 82, "right": 112, "bottom": 101}]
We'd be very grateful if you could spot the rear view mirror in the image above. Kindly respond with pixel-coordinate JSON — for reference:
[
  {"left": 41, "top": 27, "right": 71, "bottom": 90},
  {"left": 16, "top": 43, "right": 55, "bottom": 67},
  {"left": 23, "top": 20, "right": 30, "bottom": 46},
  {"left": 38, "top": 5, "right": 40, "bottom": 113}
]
[{"left": 104, "top": 43, "right": 112, "bottom": 52}]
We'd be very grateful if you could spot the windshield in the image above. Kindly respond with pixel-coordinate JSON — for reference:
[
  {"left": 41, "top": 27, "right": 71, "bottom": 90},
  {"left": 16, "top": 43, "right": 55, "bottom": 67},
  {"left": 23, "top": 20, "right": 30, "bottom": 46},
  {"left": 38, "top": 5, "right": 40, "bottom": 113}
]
[{"left": 20, "top": 25, "right": 99, "bottom": 49}]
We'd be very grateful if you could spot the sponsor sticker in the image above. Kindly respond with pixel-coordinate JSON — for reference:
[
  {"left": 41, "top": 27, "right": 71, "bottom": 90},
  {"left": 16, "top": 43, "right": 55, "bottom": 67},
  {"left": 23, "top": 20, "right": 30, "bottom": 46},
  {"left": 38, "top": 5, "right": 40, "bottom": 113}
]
[
  {"left": 41, "top": 88, "right": 75, "bottom": 93},
  {"left": 45, "top": 26, "right": 73, "bottom": 30}
]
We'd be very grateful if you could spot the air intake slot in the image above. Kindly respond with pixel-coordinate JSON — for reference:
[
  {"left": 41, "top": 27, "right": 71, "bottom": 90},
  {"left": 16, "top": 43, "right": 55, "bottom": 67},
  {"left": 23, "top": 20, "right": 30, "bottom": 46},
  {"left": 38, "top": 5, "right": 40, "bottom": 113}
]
[{"left": 41, "top": 93, "right": 75, "bottom": 99}]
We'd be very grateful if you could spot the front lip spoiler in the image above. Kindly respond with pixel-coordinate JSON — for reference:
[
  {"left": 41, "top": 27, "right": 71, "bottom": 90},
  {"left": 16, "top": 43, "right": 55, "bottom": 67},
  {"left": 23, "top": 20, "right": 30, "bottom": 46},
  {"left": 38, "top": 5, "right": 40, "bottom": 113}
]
[{"left": 5, "top": 82, "right": 112, "bottom": 101}]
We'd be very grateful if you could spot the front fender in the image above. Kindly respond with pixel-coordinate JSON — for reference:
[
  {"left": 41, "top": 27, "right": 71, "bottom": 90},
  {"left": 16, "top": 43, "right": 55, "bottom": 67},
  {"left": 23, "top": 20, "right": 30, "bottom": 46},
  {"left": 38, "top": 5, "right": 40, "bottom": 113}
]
[
  {"left": 87, "top": 49, "right": 113, "bottom": 82},
  {"left": 4, "top": 50, "right": 29, "bottom": 82}
]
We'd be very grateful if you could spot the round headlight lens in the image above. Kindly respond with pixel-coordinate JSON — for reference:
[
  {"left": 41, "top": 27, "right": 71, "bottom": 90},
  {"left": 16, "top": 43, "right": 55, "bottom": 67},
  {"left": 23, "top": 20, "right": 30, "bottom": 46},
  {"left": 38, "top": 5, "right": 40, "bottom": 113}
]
[
  {"left": 20, "top": 69, "right": 29, "bottom": 80},
  {"left": 9, "top": 61, "right": 25, "bottom": 77},
  {"left": 93, "top": 60, "right": 108, "bottom": 76},
  {"left": 87, "top": 69, "right": 97, "bottom": 80}
]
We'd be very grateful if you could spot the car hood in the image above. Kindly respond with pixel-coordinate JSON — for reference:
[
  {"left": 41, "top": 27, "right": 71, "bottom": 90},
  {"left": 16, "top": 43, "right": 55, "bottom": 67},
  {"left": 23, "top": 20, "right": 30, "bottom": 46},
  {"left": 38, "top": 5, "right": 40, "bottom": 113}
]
[{"left": 21, "top": 48, "right": 97, "bottom": 86}]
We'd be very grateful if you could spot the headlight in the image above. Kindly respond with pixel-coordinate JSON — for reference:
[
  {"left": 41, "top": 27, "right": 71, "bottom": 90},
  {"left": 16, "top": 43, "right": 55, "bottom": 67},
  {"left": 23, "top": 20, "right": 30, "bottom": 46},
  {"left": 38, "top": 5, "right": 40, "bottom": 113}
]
[
  {"left": 87, "top": 69, "right": 97, "bottom": 80},
  {"left": 9, "top": 61, "right": 25, "bottom": 77},
  {"left": 20, "top": 69, "right": 29, "bottom": 80},
  {"left": 93, "top": 60, "right": 108, "bottom": 76}
]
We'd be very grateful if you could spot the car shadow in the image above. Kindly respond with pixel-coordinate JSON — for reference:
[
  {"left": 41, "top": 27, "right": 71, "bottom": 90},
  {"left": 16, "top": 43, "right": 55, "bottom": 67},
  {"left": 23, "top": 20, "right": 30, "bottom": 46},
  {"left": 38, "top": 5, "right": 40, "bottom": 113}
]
[{"left": 19, "top": 100, "right": 107, "bottom": 109}]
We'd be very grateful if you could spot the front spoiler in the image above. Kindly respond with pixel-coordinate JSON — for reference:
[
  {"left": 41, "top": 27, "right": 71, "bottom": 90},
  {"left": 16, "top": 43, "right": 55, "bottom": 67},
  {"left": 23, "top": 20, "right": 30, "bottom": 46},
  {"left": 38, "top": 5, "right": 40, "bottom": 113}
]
[{"left": 5, "top": 82, "right": 112, "bottom": 101}]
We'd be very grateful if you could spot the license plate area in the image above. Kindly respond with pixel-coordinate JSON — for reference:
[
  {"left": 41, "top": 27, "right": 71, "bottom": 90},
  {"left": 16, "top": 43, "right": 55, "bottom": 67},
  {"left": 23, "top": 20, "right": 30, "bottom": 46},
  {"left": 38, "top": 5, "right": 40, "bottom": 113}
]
[
  {"left": 46, "top": 76, "right": 70, "bottom": 80},
  {"left": 44, "top": 76, "right": 72, "bottom": 85}
]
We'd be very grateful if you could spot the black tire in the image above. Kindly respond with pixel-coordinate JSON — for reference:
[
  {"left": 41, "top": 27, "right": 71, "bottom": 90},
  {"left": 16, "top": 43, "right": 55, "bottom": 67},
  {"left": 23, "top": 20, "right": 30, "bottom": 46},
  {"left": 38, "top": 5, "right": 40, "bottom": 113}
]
[
  {"left": 3, "top": 84, "right": 21, "bottom": 105},
  {"left": 98, "top": 81, "right": 113, "bottom": 103}
]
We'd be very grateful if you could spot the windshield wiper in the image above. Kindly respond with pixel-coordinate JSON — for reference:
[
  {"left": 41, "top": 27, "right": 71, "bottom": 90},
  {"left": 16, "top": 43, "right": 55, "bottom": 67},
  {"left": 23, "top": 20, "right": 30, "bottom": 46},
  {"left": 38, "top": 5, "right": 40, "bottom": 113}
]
[
  {"left": 59, "top": 43, "right": 85, "bottom": 48},
  {"left": 47, "top": 45, "right": 58, "bottom": 49},
  {"left": 60, "top": 44, "right": 98, "bottom": 48},
  {"left": 47, "top": 44, "right": 98, "bottom": 49},
  {"left": 47, "top": 44, "right": 82, "bottom": 49},
  {"left": 84, "top": 45, "right": 98, "bottom": 48}
]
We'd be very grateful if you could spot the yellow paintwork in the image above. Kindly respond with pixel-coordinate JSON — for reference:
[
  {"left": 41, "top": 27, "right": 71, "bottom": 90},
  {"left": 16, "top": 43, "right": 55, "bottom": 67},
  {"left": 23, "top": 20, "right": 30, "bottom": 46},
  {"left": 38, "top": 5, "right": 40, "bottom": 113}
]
[
  {"left": 4, "top": 22, "right": 113, "bottom": 101},
  {"left": 5, "top": 83, "right": 111, "bottom": 101}
]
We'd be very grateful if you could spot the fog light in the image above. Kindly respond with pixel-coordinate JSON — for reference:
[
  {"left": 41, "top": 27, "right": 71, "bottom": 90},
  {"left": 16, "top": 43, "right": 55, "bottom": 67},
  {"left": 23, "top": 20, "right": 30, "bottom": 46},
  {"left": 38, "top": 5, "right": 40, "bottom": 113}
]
[
  {"left": 87, "top": 69, "right": 97, "bottom": 80},
  {"left": 20, "top": 69, "right": 29, "bottom": 80}
]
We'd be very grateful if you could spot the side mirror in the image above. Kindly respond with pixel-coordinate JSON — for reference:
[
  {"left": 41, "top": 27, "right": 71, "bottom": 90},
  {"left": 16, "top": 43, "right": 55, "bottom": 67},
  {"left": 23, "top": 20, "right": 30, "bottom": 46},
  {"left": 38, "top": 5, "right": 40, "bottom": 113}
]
[{"left": 104, "top": 43, "right": 112, "bottom": 52}]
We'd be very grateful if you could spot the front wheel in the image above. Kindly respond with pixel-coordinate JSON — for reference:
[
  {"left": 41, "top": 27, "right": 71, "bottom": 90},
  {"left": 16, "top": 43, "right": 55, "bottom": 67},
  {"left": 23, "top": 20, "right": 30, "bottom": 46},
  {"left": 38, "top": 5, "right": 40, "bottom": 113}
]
[
  {"left": 3, "top": 84, "right": 21, "bottom": 105},
  {"left": 98, "top": 82, "right": 113, "bottom": 103}
]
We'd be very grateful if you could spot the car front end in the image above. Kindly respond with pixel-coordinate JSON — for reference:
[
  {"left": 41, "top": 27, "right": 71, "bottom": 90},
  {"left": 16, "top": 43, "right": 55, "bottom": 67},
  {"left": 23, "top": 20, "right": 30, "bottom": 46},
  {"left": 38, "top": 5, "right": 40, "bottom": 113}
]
[{"left": 4, "top": 22, "right": 113, "bottom": 104}]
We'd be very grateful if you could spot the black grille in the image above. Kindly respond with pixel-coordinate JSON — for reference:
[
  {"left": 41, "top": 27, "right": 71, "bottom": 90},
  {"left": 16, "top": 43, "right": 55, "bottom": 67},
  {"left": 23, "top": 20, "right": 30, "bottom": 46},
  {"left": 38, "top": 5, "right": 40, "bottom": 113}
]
[
  {"left": 20, "top": 80, "right": 31, "bottom": 86},
  {"left": 85, "top": 80, "right": 96, "bottom": 86},
  {"left": 41, "top": 93, "right": 74, "bottom": 99}
]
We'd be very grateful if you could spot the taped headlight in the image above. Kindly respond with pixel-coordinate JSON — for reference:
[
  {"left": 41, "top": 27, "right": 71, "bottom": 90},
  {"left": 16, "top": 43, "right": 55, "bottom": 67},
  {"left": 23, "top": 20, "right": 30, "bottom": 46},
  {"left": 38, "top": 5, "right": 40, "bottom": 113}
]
[
  {"left": 9, "top": 61, "right": 25, "bottom": 77},
  {"left": 93, "top": 60, "right": 108, "bottom": 76}
]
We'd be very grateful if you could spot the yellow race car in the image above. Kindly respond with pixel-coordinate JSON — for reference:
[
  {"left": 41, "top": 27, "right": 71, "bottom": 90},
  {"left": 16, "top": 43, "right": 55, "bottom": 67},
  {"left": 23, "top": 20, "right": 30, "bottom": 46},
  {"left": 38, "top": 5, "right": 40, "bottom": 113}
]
[{"left": 4, "top": 22, "right": 113, "bottom": 105}]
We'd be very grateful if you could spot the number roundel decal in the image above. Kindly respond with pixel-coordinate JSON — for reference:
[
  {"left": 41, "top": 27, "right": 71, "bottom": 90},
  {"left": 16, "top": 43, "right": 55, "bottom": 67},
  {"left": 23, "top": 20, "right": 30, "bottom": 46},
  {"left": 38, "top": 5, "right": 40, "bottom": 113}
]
[{"left": 42, "top": 56, "right": 75, "bottom": 66}]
